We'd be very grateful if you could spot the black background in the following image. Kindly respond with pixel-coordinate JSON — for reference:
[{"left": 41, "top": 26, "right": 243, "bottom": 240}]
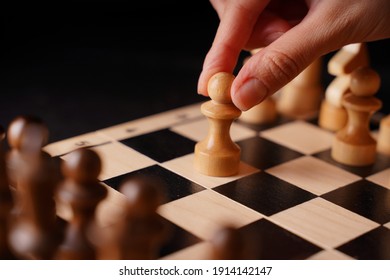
[{"left": 1, "top": 1, "right": 389, "bottom": 142}]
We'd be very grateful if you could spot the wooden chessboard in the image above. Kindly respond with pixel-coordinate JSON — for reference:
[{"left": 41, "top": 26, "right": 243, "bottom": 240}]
[{"left": 44, "top": 102, "right": 390, "bottom": 260}]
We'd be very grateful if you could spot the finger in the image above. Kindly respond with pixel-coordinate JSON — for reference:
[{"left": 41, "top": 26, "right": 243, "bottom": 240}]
[
  {"left": 198, "top": 0, "right": 270, "bottom": 96},
  {"left": 231, "top": 2, "right": 354, "bottom": 111},
  {"left": 244, "top": 10, "right": 291, "bottom": 50}
]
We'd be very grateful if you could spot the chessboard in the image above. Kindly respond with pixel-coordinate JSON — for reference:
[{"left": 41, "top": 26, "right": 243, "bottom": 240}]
[{"left": 41, "top": 101, "right": 390, "bottom": 260}]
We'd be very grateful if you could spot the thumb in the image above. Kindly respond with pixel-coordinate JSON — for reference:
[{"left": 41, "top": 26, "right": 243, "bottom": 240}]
[{"left": 231, "top": 4, "right": 350, "bottom": 111}]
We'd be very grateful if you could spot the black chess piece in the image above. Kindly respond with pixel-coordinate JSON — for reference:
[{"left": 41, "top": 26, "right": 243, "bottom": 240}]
[
  {"left": 100, "top": 174, "right": 169, "bottom": 260},
  {"left": 0, "top": 125, "right": 16, "bottom": 259},
  {"left": 55, "top": 148, "right": 107, "bottom": 260}
]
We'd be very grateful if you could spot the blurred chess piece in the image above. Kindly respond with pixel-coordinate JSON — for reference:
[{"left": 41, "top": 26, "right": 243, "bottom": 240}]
[
  {"left": 331, "top": 66, "right": 382, "bottom": 166},
  {"left": 240, "top": 97, "right": 277, "bottom": 125},
  {"left": 377, "top": 115, "right": 390, "bottom": 156},
  {"left": 209, "top": 225, "right": 245, "bottom": 260},
  {"left": 8, "top": 152, "right": 63, "bottom": 259},
  {"left": 6, "top": 115, "right": 49, "bottom": 188},
  {"left": 5, "top": 116, "right": 64, "bottom": 259},
  {"left": 55, "top": 148, "right": 107, "bottom": 260},
  {"left": 319, "top": 43, "right": 369, "bottom": 131},
  {"left": 99, "top": 174, "right": 169, "bottom": 260},
  {"left": 277, "top": 57, "right": 323, "bottom": 118},
  {"left": 0, "top": 125, "right": 16, "bottom": 259}
]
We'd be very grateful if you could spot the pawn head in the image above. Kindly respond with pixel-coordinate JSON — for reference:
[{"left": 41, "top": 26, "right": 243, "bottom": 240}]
[
  {"left": 120, "top": 175, "right": 165, "bottom": 216},
  {"left": 62, "top": 148, "right": 102, "bottom": 183},
  {"left": 207, "top": 72, "right": 235, "bottom": 104},
  {"left": 7, "top": 115, "right": 49, "bottom": 153},
  {"left": 350, "top": 66, "right": 381, "bottom": 97}
]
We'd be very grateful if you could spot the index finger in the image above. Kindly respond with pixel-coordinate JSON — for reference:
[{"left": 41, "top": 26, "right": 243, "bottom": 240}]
[{"left": 198, "top": 0, "right": 270, "bottom": 96}]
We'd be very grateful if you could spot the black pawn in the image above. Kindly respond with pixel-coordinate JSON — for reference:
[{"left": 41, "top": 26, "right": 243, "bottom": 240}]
[
  {"left": 101, "top": 175, "right": 169, "bottom": 260},
  {"left": 8, "top": 152, "right": 63, "bottom": 259},
  {"left": 0, "top": 125, "right": 16, "bottom": 259},
  {"left": 55, "top": 148, "right": 107, "bottom": 260},
  {"left": 210, "top": 225, "right": 246, "bottom": 260},
  {"left": 6, "top": 115, "right": 49, "bottom": 188}
]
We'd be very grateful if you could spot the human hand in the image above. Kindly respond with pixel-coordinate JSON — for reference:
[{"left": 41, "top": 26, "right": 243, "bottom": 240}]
[{"left": 198, "top": 0, "right": 390, "bottom": 111}]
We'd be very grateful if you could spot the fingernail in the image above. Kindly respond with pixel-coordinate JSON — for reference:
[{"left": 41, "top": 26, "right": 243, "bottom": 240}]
[
  {"left": 197, "top": 70, "right": 206, "bottom": 95},
  {"left": 233, "top": 78, "right": 267, "bottom": 111}
]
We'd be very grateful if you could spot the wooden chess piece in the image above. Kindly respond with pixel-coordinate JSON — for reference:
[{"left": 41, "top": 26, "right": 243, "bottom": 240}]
[
  {"left": 377, "top": 115, "right": 390, "bottom": 156},
  {"left": 8, "top": 152, "right": 63, "bottom": 259},
  {"left": 331, "top": 66, "right": 382, "bottom": 166},
  {"left": 319, "top": 43, "right": 369, "bottom": 131},
  {"left": 6, "top": 115, "right": 49, "bottom": 188},
  {"left": 194, "top": 72, "right": 241, "bottom": 177},
  {"left": 0, "top": 126, "right": 16, "bottom": 259},
  {"left": 240, "top": 97, "right": 277, "bottom": 125},
  {"left": 6, "top": 116, "right": 63, "bottom": 259},
  {"left": 210, "top": 225, "right": 245, "bottom": 260},
  {"left": 100, "top": 175, "right": 169, "bottom": 260},
  {"left": 328, "top": 43, "right": 369, "bottom": 75},
  {"left": 277, "top": 57, "right": 323, "bottom": 118},
  {"left": 318, "top": 86, "right": 349, "bottom": 131},
  {"left": 7, "top": 116, "right": 55, "bottom": 219},
  {"left": 55, "top": 148, "right": 107, "bottom": 260}
]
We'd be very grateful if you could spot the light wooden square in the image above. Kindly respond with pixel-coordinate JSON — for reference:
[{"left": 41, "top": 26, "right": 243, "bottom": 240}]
[
  {"left": 158, "top": 189, "right": 263, "bottom": 240},
  {"left": 270, "top": 198, "right": 379, "bottom": 249},
  {"left": 384, "top": 222, "right": 390, "bottom": 230},
  {"left": 44, "top": 131, "right": 110, "bottom": 157},
  {"left": 266, "top": 156, "right": 361, "bottom": 195},
  {"left": 366, "top": 168, "right": 390, "bottom": 190},
  {"left": 61, "top": 142, "right": 156, "bottom": 181},
  {"left": 171, "top": 118, "right": 257, "bottom": 142},
  {"left": 161, "top": 153, "right": 259, "bottom": 189},
  {"left": 260, "top": 120, "right": 334, "bottom": 154}
]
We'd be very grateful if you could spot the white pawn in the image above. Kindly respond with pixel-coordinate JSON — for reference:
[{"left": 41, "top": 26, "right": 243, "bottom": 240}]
[
  {"left": 318, "top": 43, "right": 369, "bottom": 131},
  {"left": 331, "top": 66, "right": 382, "bottom": 166},
  {"left": 239, "top": 97, "right": 277, "bottom": 125},
  {"left": 194, "top": 72, "right": 241, "bottom": 177},
  {"left": 377, "top": 115, "right": 390, "bottom": 156},
  {"left": 277, "top": 57, "right": 323, "bottom": 118}
]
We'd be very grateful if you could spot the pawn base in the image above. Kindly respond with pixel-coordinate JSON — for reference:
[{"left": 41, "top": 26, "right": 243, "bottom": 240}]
[
  {"left": 331, "top": 136, "right": 376, "bottom": 166},
  {"left": 318, "top": 100, "right": 348, "bottom": 132},
  {"left": 194, "top": 143, "right": 240, "bottom": 177}
]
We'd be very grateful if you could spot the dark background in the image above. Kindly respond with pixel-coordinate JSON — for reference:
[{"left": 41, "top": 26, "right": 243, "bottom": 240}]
[{"left": 1, "top": 1, "right": 389, "bottom": 143}]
